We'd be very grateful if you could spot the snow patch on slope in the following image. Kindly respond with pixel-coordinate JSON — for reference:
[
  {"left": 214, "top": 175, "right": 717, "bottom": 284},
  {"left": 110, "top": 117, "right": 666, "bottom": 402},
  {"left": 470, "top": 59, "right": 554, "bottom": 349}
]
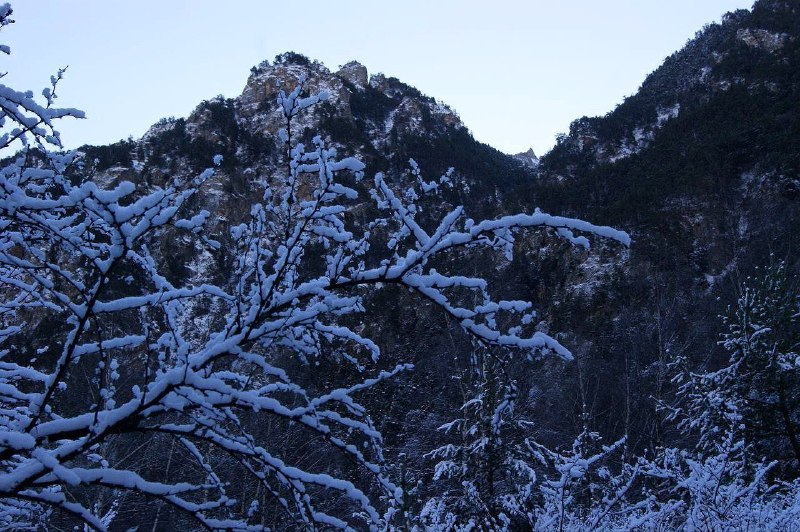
[{"left": 607, "top": 104, "right": 680, "bottom": 162}]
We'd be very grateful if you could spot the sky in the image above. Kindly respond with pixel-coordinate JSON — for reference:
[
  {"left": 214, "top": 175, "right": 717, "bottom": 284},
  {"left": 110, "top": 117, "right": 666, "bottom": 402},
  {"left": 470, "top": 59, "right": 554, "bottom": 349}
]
[{"left": 3, "top": 1, "right": 755, "bottom": 156}]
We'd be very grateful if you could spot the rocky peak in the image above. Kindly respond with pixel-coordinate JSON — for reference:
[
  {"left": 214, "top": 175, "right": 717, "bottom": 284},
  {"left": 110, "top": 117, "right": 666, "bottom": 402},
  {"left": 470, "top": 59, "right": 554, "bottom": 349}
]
[
  {"left": 99, "top": 52, "right": 525, "bottom": 220},
  {"left": 336, "top": 61, "right": 368, "bottom": 89},
  {"left": 231, "top": 53, "right": 470, "bottom": 155},
  {"left": 238, "top": 53, "right": 345, "bottom": 120},
  {"left": 513, "top": 148, "right": 539, "bottom": 168}
]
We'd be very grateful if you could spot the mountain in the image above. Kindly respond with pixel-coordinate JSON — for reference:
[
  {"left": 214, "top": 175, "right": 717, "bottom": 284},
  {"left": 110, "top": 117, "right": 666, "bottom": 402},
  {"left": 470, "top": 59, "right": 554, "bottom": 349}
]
[
  {"left": 85, "top": 52, "right": 534, "bottom": 219},
  {"left": 527, "top": 0, "right": 799, "bottom": 265},
  {"left": 78, "top": 0, "right": 800, "bottom": 451},
  {"left": 78, "top": 48, "right": 555, "bottom": 459},
  {"left": 65, "top": 0, "right": 800, "bottom": 524},
  {"left": 505, "top": 0, "right": 800, "bottom": 451},
  {"left": 513, "top": 147, "right": 540, "bottom": 168}
]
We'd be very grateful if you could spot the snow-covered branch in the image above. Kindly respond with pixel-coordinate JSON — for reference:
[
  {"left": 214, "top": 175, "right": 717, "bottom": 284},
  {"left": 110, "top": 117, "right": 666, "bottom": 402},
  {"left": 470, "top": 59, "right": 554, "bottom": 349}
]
[{"left": 0, "top": 12, "right": 632, "bottom": 528}]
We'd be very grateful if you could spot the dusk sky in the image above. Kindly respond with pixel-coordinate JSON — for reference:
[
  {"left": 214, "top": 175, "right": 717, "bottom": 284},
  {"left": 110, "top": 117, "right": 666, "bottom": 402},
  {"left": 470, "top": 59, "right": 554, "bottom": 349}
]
[{"left": 4, "top": 1, "right": 754, "bottom": 156}]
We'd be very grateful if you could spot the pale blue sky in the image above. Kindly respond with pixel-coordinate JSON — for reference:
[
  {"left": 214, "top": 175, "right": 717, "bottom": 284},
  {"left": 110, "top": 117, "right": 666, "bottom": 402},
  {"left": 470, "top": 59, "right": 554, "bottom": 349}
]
[{"left": 3, "top": 1, "right": 754, "bottom": 156}]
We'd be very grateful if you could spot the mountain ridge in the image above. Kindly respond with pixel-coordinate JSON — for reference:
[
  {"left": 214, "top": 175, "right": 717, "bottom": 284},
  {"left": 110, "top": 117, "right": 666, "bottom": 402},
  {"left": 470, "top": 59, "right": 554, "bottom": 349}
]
[
  {"left": 9, "top": 0, "right": 800, "bottom": 527},
  {"left": 77, "top": 0, "right": 800, "bottom": 470}
]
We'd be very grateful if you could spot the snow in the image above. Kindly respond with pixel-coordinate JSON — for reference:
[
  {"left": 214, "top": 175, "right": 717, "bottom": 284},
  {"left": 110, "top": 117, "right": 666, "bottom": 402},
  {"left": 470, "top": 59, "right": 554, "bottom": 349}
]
[
  {"left": 737, "top": 28, "right": 789, "bottom": 52},
  {"left": 657, "top": 103, "right": 680, "bottom": 126},
  {"left": 0, "top": 58, "right": 644, "bottom": 531},
  {"left": 607, "top": 104, "right": 679, "bottom": 162}
]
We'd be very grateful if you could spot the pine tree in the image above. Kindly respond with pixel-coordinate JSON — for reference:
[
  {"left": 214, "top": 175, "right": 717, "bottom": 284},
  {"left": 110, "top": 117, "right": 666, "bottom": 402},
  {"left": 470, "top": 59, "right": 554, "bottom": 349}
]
[
  {"left": 723, "top": 261, "right": 800, "bottom": 468},
  {"left": 672, "top": 260, "right": 800, "bottom": 474},
  {"left": 421, "top": 348, "right": 539, "bottom": 530}
]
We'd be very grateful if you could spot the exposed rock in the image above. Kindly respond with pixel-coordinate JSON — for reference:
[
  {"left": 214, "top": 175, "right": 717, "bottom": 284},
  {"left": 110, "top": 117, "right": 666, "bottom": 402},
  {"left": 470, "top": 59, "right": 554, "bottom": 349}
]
[
  {"left": 513, "top": 148, "right": 539, "bottom": 168},
  {"left": 736, "top": 27, "right": 789, "bottom": 51},
  {"left": 237, "top": 54, "right": 347, "bottom": 136},
  {"left": 336, "top": 60, "right": 368, "bottom": 89}
]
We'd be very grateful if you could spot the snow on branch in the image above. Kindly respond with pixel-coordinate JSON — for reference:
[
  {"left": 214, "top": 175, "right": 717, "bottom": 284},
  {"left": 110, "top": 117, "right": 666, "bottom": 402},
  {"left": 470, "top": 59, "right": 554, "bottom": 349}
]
[{"left": 0, "top": 32, "right": 630, "bottom": 527}]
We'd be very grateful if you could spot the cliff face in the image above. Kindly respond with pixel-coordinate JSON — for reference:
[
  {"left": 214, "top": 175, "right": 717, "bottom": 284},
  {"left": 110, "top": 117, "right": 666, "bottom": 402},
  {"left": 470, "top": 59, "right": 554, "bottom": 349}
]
[
  {"left": 236, "top": 53, "right": 464, "bottom": 157},
  {"left": 125, "top": 52, "right": 527, "bottom": 204}
]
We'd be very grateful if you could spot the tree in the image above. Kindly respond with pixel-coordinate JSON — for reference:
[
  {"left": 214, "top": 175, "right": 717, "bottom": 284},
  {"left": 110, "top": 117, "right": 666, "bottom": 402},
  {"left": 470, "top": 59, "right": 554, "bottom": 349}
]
[
  {"left": 639, "top": 259, "right": 800, "bottom": 529},
  {"left": 420, "top": 347, "right": 538, "bottom": 530},
  {"left": 0, "top": 8, "right": 631, "bottom": 530},
  {"left": 420, "top": 345, "right": 641, "bottom": 531},
  {"left": 635, "top": 426, "right": 800, "bottom": 530},
  {"left": 670, "top": 260, "right": 800, "bottom": 474}
]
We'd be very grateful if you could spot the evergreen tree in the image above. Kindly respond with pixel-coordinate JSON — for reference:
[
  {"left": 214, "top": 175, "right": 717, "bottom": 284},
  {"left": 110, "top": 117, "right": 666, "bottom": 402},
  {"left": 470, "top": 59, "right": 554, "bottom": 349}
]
[
  {"left": 421, "top": 348, "right": 538, "bottom": 530},
  {"left": 672, "top": 260, "right": 800, "bottom": 473},
  {"left": 723, "top": 260, "right": 800, "bottom": 469}
]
